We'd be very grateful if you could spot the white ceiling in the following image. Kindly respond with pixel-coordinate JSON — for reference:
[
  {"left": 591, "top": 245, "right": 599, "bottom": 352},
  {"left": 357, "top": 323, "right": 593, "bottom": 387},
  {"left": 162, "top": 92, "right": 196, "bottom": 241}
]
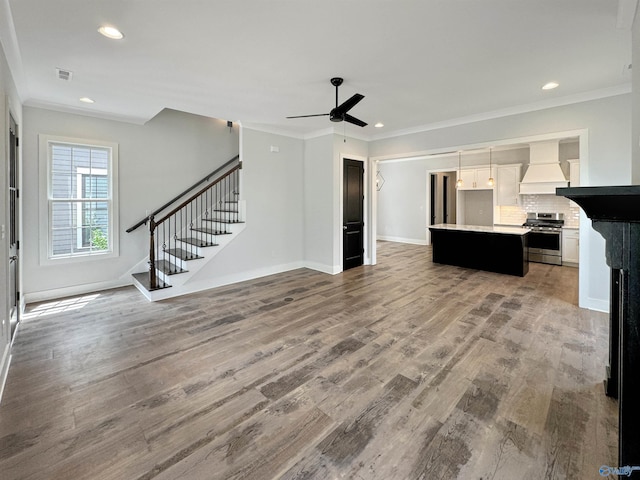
[{"left": 1, "top": 0, "right": 634, "bottom": 139}]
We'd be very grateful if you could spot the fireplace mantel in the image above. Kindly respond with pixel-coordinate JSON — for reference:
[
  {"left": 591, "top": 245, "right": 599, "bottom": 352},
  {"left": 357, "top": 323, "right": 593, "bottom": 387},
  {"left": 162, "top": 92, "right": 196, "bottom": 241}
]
[{"left": 557, "top": 185, "right": 640, "bottom": 471}]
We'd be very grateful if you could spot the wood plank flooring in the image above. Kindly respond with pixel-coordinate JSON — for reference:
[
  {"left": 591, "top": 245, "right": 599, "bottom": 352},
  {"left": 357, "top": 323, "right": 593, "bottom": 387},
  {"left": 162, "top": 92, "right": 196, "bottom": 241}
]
[{"left": 0, "top": 241, "right": 617, "bottom": 479}]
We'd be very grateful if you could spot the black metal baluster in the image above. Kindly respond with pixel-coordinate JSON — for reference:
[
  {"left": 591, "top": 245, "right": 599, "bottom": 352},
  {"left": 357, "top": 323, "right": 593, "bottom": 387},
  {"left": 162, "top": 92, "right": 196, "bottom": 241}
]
[{"left": 148, "top": 215, "right": 156, "bottom": 289}]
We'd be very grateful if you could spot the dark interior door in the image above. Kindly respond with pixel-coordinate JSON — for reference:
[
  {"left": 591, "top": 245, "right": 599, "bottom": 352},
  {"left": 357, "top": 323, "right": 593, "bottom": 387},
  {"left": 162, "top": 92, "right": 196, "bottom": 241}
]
[
  {"left": 9, "top": 114, "right": 18, "bottom": 339},
  {"left": 442, "top": 175, "right": 449, "bottom": 223},
  {"left": 343, "top": 159, "right": 364, "bottom": 270},
  {"left": 430, "top": 174, "right": 436, "bottom": 224}
]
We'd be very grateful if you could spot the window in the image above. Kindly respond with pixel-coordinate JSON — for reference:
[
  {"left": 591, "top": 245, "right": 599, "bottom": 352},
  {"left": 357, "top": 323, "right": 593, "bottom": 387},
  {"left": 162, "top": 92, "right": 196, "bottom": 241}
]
[{"left": 39, "top": 135, "right": 119, "bottom": 263}]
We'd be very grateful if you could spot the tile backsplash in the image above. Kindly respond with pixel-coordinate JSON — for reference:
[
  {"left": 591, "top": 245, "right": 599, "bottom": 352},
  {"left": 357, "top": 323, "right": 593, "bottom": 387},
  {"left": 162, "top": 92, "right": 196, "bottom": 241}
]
[{"left": 498, "top": 195, "right": 580, "bottom": 227}]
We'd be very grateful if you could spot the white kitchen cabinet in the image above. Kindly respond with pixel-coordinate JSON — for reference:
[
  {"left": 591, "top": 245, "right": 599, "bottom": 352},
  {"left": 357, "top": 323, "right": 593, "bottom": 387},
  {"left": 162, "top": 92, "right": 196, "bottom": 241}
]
[
  {"left": 457, "top": 167, "right": 494, "bottom": 190},
  {"left": 496, "top": 165, "right": 521, "bottom": 206},
  {"left": 568, "top": 159, "right": 580, "bottom": 187},
  {"left": 562, "top": 228, "right": 579, "bottom": 266}
]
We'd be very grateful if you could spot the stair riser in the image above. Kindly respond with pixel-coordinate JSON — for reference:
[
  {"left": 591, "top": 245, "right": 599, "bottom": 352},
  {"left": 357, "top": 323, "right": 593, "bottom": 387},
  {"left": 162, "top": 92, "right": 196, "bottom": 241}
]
[{"left": 133, "top": 201, "right": 245, "bottom": 300}]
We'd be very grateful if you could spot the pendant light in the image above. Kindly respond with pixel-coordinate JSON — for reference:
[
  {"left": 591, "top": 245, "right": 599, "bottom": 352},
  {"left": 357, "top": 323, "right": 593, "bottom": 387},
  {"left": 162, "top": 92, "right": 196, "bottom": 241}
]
[
  {"left": 456, "top": 151, "right": 463, "bottom": 188},
  {"left": 487, "top": 148, "right": 495, "bottom": 187}
]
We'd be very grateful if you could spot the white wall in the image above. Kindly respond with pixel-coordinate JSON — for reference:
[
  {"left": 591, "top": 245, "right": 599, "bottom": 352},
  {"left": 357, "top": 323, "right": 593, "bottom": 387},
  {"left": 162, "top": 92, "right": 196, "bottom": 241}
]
[
  {"left": 188, "top": 127, "right": 305, "bottom": 286},
  {"left": 377, "top": 159, "right": 430, "bottom": 244},
  {"left": 371, "top": 94, "right": 632, "bottom": 311},
  {"left": 303, "top": 134, "right": 335, "bottom": 272},
  {"left": 0, "top": 39, "right": 22, "bottom": 399},
  {"left": 21, "top": 107, "right": 239, "bottom": 301}
]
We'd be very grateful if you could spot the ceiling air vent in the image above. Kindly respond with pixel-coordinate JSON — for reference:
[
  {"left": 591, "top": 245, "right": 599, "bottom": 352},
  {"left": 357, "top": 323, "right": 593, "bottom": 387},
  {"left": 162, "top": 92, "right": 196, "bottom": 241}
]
[{"left": 56, "top": 67, "right": 73, "bottom": 81}]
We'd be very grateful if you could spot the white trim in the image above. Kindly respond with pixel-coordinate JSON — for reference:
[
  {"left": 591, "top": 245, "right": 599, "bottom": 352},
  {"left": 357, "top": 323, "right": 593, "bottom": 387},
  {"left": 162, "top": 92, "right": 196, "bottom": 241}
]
[
  {"left": 369, "top": 85, "right": 630, "bottom": 141},
  {"left": 583, "top": 296, "right": 610, "bottom": 313},
  {"left": 23, "top": 278, "right": 132, "bottom": 304},
  {"left": 371, "top": 129, "right": 588, "bottom": 163},
  {"left": 241, "top": 123, "right": 372, "bottom": 142},
  {"left": 137, "top": 261, "right": 310, "bottom": 301},
  {"left": 377, "top": 236, "right": 428, "bottom": 246},
  {"left": 38, "top": 135, "right": 119, "bottom": 265},
  {"left": 304, "top": 261, "right": 341, "bottom": 275},
  {"left": 0, "top": 348, "right": 11, "bottom": 405},
  {"left": 25, "top": 99, "right": 151, "bottom": 125}
]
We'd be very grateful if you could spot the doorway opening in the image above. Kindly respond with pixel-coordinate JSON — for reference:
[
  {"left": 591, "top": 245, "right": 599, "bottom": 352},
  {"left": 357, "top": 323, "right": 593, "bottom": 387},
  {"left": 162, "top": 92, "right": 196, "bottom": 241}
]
[{"left": 429, "top": 171, "right": 457, "bottom": 226}]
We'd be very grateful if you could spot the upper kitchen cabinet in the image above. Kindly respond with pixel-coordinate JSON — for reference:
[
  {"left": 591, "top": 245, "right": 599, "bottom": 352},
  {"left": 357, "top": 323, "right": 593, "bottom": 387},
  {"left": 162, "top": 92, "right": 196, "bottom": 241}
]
[
  {"left": 496, "top": 165, "right": 522, "bottom": 206},
  {"left": 457, "top": 167, "right": 494, "bottom": 190},
  {"left": 568, "top": 159, "right": 580, "bottom": 187}
]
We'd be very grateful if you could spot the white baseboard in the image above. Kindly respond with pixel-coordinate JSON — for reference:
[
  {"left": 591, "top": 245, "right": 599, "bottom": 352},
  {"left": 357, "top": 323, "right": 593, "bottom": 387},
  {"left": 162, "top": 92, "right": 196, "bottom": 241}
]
[
  {"left": 304, "top": 261, "right": 341, "bottom": 275},
  {"left": 582, "top": 296, "right": 609, "bottom": 313},
  {"left": 377, "top": 235, "right": 427, "bottom": 246},
  {"left": 0, "top": 345, "right": 11, "bottom": 405},
  {"left": 139, "top": 261, "right": 308, "bottom": 301},
  {"left": 24, "top": 278, "right": 133, "bottom": 304}
]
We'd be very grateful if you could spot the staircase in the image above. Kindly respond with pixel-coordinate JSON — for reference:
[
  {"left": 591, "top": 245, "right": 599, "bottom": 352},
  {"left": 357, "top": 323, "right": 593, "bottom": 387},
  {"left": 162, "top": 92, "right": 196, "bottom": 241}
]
[{"left": 128, "top": 157, "right": 245, "bottom": 301}]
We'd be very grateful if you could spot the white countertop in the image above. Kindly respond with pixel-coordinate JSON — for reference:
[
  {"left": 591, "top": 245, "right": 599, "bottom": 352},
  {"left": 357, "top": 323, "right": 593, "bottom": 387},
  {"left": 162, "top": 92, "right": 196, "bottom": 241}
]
[{"left": 429, "top": 223, "right": 530, "bottom": 236}]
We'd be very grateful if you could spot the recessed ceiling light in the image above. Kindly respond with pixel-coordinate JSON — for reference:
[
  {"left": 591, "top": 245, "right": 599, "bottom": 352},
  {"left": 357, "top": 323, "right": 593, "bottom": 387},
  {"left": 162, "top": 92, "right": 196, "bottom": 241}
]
[
  {"left": 98, "top": 25, "right": 124, "bottom": 40},
  {"left": 542, "top": 81, "right": 559, "bottom": 90},
  {"left": 79, "top": 97, "right": 95, "bottom": 104},
  {"left": 374, "top": 122, "right": 384, "bottom": 128}
]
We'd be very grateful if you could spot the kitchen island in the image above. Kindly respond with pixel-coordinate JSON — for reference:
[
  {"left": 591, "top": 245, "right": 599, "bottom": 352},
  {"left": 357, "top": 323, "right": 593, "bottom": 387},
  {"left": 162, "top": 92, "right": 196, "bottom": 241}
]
[{"left": 429, "top": 224, "right": 530, "bottom": 276}]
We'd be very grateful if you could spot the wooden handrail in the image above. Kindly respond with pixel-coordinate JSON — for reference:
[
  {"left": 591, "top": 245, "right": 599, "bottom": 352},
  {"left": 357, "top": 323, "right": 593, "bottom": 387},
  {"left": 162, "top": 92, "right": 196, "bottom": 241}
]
[
  {"left": 154, "top": 163, "right": 241, "bottom": 227},
  {"left": 126, "top": 155, "right": 240, "bottom": 233}
]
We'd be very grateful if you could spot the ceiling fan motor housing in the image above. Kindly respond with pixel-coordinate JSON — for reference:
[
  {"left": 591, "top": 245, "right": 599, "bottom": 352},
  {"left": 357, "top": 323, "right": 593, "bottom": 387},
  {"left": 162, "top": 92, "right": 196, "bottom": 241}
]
[{"left": 329, "top": 109, "right": 343, "bottom": 122}]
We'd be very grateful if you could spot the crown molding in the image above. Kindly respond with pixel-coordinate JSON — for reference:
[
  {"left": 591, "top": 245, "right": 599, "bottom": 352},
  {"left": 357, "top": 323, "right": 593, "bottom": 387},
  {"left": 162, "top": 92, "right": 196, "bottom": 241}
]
[{"left": 369, "top": 84, "right": 631, "bottom": 142}]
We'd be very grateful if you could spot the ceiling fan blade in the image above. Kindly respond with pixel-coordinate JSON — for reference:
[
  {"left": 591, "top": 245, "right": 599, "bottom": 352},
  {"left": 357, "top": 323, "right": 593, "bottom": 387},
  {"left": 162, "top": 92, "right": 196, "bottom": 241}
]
[
  {"left": 343, "top": 113, "right": 367, "bottom": 127},
  {"left": 286, "top": 113, "right": 330, "bottom": 119},
  {"left": 334, "top": 93, "right": 364, "bottom": 116}
]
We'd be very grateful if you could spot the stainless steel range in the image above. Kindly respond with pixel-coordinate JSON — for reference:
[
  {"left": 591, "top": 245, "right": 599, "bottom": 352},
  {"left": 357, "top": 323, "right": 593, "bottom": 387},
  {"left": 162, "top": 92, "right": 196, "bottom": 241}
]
[{"left": 523, "top": 212, "right": 564, "bottom": 265}]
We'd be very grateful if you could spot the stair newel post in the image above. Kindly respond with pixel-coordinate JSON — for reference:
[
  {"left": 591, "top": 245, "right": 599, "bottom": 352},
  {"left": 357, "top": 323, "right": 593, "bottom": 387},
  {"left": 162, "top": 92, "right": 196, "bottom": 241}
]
[{"left": 149, "top": 214, "right": 157, "bottom": 290}]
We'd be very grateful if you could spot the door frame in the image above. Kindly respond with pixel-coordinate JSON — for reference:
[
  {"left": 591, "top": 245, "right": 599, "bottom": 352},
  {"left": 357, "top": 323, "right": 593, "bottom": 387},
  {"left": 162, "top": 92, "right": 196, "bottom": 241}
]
[
  {"left": 339, "top": 154, "right": 372, "bottom": 271},
  {"left": 426, "top": 168, "right": 459, "bottom": 245},
  {"left": 370, "top": 128, "right": 590, "bottom": 308},
  {"left": 8, "top": 112, "right": 18, "bottom": 341}
]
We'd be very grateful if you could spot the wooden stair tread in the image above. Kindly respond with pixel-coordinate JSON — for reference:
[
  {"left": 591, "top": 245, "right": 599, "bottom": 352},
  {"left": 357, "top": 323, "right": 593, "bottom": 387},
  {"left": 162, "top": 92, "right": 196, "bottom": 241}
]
[
  {"left": 178, "top": 237, "right": 219, "bottom": 247},
  {"left": 132, "top": 272, "right": 171, "bottom": 291},
  {"left": 164, "top": 248, "right": 203, "bottom": 261},
  {"left": 202, "top": 218, "right": 244, "bottom": 224},
  {"left": 155, "top": 259, "right": 188, "bottom": 275},
  {"left": 191, "top": 226, "right": 231, "bottom": 235}
]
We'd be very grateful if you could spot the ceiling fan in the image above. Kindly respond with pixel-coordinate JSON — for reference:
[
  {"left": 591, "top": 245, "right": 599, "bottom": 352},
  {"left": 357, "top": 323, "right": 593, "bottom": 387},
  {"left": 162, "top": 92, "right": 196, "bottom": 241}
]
[{"left": 287, "top": 77, "right": 367, "bottom": 127}]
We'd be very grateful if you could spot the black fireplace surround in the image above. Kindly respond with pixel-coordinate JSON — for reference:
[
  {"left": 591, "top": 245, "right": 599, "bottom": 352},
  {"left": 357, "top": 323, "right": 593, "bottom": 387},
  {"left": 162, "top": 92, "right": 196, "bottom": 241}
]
[{"left": 557, "top": 185, "right": 640, "bottom": 473}]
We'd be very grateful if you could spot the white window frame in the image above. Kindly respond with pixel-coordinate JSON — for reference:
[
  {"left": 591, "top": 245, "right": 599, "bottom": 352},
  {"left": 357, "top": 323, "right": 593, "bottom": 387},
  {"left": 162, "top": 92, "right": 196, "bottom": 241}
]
[{"left": 39, "top": 135, "right": 119, "bottom": 265}]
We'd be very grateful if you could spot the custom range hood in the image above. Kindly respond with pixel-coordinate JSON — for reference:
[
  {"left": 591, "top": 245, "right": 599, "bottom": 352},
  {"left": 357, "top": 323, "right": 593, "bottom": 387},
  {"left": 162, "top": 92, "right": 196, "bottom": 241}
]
[{"left": 519, "top": 140, "right": 568, "bottom": 194}]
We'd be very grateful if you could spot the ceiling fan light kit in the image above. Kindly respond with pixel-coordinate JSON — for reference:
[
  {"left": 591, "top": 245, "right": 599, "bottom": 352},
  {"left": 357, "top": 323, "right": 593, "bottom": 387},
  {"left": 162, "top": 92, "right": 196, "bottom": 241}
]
[{"left": 287, "top": 77, "right": 368, "bottom": 127}]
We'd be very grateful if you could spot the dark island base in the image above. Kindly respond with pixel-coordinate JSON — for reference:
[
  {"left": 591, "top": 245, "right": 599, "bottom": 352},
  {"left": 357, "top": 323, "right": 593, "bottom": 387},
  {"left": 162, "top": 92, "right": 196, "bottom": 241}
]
[{"left": 430, "top": 228, "right": 529, "bottom": 277}]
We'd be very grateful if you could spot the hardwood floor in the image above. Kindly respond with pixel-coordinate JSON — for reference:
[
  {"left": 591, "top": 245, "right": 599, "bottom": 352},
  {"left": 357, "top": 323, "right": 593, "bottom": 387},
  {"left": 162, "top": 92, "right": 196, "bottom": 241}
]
[{"left": 0, "top": 242, "right": 617, "bottom": 479}]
